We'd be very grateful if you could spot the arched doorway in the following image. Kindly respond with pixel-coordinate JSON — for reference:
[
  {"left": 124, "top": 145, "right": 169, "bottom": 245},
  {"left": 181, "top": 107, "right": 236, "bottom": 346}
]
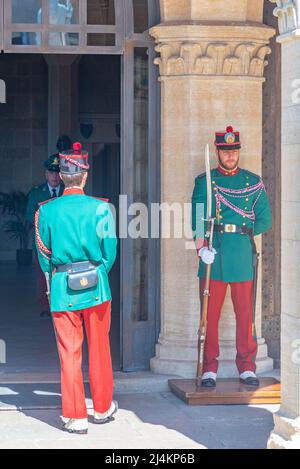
[{"left": 0, "top": 0, "right": 161, "bottom": 375}]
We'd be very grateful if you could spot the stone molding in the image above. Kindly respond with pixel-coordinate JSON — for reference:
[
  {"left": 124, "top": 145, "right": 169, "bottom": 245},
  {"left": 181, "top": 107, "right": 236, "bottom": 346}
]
[
  {"left": 154, "top": 40, "right": 272, "bottom": 77},
  {"left": 150, "top": 23, "right": 275, "bottom": 78}
]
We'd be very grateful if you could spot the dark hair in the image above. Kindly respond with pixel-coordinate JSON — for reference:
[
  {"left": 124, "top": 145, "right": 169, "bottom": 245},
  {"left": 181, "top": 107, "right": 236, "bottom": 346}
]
[
  {"left": 57, "top": 135, "right": 72, "bottom": 152},
  {"left": 60, "top": 172, "right": 87, "bottom": 188}
]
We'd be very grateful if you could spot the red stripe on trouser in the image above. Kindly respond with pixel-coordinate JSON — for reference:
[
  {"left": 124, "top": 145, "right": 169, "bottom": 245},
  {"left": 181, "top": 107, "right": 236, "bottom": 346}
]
[
  {"left": 199, "top": 279, "right": 257, "bottom": 374},
  {"left": 34, "top": 252, "right": 49, "bottom": 311},
  {"left": 53, "top": 300, "right": 113, "bottom": 419}
]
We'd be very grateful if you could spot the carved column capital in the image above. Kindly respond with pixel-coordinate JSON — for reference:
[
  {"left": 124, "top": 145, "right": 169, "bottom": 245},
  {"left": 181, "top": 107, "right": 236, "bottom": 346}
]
[
  {"left": 150, "top": 24, "right": 275, "bottom": 79},
  {"left": 153, "top": 40, "right": 272, "bottom": 78},
  {"left": 270, "top": 0, "right": 300, "bottom": 40}
]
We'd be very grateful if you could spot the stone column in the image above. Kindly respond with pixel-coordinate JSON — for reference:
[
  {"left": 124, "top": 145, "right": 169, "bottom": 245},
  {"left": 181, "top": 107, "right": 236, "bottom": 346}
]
[
  {"left": 268, "top": 0, "right": 300, "bottom": 449},
  {"left": 149, "top": 0, "right": 275, "bottom": 377},
  {"left": 43, "top": 55, "right": 80, "bottom": 154}
]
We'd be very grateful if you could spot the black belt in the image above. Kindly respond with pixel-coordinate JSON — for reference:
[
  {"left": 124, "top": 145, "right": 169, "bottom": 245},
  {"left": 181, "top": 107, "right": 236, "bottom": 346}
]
[
  {"left": 212, "top": 223, "right": 253, "bottom": 236},
  {"left": 54, "top": 260, "right": 100, "bottom": 273}
]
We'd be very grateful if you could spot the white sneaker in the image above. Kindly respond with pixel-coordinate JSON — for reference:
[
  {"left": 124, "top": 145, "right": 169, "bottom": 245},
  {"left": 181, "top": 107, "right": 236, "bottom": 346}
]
[
  {"left": 240, "top": 371, "right": 257, "bottom": 380},
  {"left": 240, "top": 371, "right": 260, "bottom": 386},
  {"left": 61, "top": 417, "right": 88, "bottom": 434},
  {"left": 201, "top": 372, "right": 217, "bottom": 387},
  {"left": 93, "top": 400, "right": 118, "bottom": 424},
  {"left": 202, "top": 372, "right": 217, "bottom": 381},
  {"left": 60, "top": 416, "right": 69, "bottom": 425}
]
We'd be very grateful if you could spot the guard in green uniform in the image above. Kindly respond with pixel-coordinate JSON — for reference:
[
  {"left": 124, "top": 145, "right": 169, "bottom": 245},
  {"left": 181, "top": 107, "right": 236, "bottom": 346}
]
[
  {"left": 192, "top": 126, "right": 272, "bottom": 388},
  {"left": 26, "top": 153, "right": 65, "bottom": 316},
  {"left": 35, "top": 142, "right": 118, "bottom": 434}
]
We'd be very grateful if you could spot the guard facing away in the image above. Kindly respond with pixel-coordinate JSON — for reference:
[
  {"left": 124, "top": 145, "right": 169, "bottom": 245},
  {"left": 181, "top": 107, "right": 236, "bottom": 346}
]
[
  {"left": 192, "top": 126, "right": 272, "bottom": 389},
  {"left": 35, "top": 142, "right": 118, "bottom": 434}
]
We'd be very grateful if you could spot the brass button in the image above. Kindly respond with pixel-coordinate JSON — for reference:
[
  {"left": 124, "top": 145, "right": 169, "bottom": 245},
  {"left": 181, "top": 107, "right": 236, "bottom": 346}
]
[
  {"left": 243, "top": 216, "right": 246, "bottom": 218},
  {"left": 95, "top": 297, "right": 99, "bottom": 301},
  {"left": 246, "top": 198, "right": 249, "bottom": 202},
  {"left": 246, "top": 183, "right": 249, "bottom": 186},
  {"left": 212, "top": 181, "right": 216, "bottom": 184},
  {"left": 69, "top": 304, "right": 73, "bottom": 307},
  {"left": 243, "top": 223, "right": 246, "bottom": 226},
  {"left": 219, "top": 216, "right": 223, "bottom": 219},
  {"left": 214, "top": 188, "right": 217, "bottom": 191}
]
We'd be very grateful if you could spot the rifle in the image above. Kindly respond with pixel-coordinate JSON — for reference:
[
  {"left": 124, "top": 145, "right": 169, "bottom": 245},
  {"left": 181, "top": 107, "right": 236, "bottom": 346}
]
[{"left": 196, "top": 144, "right": 215, "bottom": 388}]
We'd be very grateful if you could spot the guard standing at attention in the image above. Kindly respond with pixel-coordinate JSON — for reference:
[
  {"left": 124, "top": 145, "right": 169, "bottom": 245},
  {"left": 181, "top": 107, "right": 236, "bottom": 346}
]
[
  {"left": 192, "top": 126, "right": 272, "bottom": 388},
  {"left": 35, "top": 142, "right": 118, "bottom": 434}
]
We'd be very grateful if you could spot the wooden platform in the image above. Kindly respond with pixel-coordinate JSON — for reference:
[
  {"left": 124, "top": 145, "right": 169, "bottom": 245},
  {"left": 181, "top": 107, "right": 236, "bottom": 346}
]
[{"left": 168, "top": 378, "right": 281, "bottom": 406}]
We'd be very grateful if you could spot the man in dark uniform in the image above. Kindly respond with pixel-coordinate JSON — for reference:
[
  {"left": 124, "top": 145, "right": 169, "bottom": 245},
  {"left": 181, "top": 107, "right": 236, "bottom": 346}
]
[
  {"left": 192, "top": 126, "right": 272, "bottom": 388},
  {"left": 35, "top": 142, "right": 118, "bottom": 434},
  {"left": 26, "top": 136, "right": 72, "bottom": 316},
  {"left": 26, "top": 137, "right": 72, "bottom": 225}
]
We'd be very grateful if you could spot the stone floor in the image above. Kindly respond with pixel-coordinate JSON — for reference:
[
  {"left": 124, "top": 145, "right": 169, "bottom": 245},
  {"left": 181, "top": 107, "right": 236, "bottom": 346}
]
[
  {"left": 0, "top": 261, "right": 279, "bottom": 449},
  {"left": 0, "top": 390, "right": 279, "bottom": 449}
]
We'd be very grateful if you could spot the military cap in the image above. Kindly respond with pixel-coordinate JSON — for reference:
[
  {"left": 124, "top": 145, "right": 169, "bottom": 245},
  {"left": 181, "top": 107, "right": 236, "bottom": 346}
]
[
  {"left": 215, "top": 125, "right": 241, "bottom": 150},
  {"left": 59, "top": 142, "right": 90, "bottom": 175},
  {"left": 44, "top": 154, "right": 61, "bottom": 173}
]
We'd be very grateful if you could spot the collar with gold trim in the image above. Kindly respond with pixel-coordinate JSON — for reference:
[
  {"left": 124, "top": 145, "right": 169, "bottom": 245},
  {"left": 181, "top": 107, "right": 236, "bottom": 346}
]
[{"left": 217, "top": 165, "right": 240, "bottom": 176}]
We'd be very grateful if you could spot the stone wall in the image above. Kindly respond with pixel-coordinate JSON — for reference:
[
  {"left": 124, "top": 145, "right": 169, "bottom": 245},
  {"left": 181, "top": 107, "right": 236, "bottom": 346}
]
[
  {"left": 268, "top": 0, "right": 300, "bottom": 449},
  {"left": 262, "top": 0, "right": 282, "bottom": 368},
  {"left": 159, "top": 0, "right": 264, "bottom": 22}
]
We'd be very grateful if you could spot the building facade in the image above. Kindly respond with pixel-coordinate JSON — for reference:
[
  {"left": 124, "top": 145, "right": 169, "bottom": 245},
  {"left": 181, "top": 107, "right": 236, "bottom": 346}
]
[{"left": 0, "top": 0, "right": 298, "bottom": 448}]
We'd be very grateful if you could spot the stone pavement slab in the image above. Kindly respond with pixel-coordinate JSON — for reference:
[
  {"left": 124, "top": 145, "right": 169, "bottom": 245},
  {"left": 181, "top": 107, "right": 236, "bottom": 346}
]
[{"left": 0, "top": 391, "right": 279, "bottom": 449}]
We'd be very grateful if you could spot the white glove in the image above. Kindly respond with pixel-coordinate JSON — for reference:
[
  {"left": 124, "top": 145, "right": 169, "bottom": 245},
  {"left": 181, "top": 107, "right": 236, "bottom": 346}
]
[{"left": 198, "top": 247, "right": 217, "bottom": 264}]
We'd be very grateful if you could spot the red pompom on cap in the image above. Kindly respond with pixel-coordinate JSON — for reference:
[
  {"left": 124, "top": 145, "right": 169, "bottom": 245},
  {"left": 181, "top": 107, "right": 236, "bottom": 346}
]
[
  {"left": 226, "top": 126, "right": 234, "bottom": 133},
  {"left": 73, "top": 142, "right": 82, "bottom": 151}
]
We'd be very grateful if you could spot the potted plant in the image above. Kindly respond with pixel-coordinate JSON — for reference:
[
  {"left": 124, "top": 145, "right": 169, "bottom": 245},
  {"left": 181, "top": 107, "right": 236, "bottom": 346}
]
[{"left": 0, "top": 191, "right": 32, "bottom": 266}]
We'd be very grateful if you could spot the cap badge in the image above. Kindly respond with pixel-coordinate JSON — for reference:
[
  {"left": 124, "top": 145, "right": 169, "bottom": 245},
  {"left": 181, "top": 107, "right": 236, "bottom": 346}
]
[{"left": 225, "top": 132, "right": 235, "bottom": 144}]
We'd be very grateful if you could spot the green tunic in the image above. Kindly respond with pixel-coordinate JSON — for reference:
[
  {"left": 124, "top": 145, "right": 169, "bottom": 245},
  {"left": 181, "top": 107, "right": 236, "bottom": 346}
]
[
  {"left": 191, "top": 167, "right": 272, "bottom": 282},
  {"left": 35, "top": 193, "right": 117, "bottom": 313}
]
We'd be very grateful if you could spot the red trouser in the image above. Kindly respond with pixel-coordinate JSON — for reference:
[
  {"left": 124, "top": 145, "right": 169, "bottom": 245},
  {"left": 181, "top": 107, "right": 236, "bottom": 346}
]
[
  {"left": 53, "top": 300, "right": 113, "bottom": 419},
  {"left": 34, "top": 252, "right": 49, "bottom": 312},
  {"left": 200, "top": 279, "right": 257, "bottom": 374}
]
